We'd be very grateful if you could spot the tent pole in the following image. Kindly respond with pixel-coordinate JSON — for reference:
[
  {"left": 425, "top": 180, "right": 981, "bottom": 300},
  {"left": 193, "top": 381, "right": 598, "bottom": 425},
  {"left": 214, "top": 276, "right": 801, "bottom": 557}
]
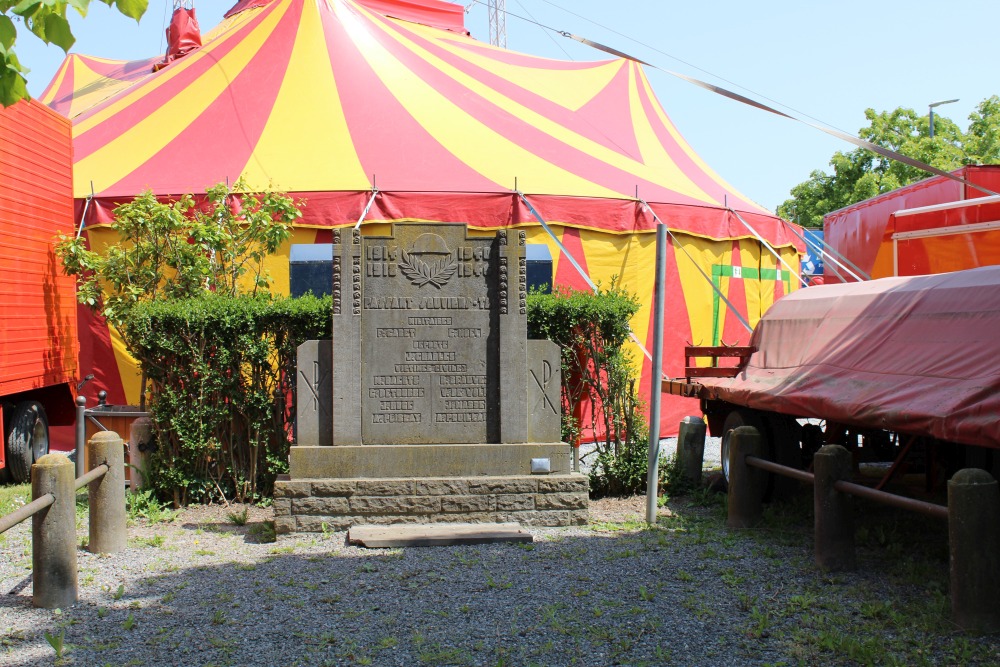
[
  {"left": 645, "top": 223, "right": 667, "bottom": 525},
  {"left": 354, "top": 187, "right": 379, "bottom": 230},
  {"left": 76, "top": 181, "right": 95, "bottom": 239}
]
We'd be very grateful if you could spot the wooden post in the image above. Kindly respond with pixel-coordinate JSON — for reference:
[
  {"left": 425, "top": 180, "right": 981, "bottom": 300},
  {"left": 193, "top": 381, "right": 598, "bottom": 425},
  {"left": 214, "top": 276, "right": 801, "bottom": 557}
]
[
  {"left": 88, "top": 431, "right": 127, "bottom": 554},
  {"left": 814, "top": 444, "right": 855, "bottom": 571},
  {"left": 678, "top": 416, "right": 706, "bottom": 486},
  {"left": 727, "top": 426, "right": 762, "bottom": 529},
  {"left": 32, "top": 454, "right": 77, "bottom": 609},
  {"left": 948, "top": 468, "right": 1000, "bottom": 632}
]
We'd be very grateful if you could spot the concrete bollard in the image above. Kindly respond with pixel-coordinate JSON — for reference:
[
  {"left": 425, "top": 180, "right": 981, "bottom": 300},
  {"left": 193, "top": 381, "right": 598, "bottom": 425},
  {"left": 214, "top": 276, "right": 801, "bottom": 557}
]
[
  {"left": 814, "top": 444, "right": 855, "bottom": 571},
  {"left": 727, "top": 426, "right": 763, "bottom": 529},
  {"left": 948, "top": 468, "right": 1000, "bottom": 633},
  {"left": 677, "top": 416, "right": 706, "bottom": 487},
  {"left": 88, "top": 431, "right": 127, "bottom": 554},
  {"left": 128, "top": 417, "right": 153, "bottom": 492},
  {"left": 31, "top": 454, "right": 78, "bottom": 609}
]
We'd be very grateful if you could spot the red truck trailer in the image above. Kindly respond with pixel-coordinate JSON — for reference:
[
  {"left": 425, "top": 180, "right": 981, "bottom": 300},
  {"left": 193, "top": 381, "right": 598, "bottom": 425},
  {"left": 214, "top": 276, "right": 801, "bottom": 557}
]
[
  {"left": 824, "top": 165, "right": 1000, "bottom": 281},
  {"left": 0, "top": 99, "right": 79, "bottom": 483},
  {"left": 666, "top": 266, "right": 1000, "bottom": 491}
]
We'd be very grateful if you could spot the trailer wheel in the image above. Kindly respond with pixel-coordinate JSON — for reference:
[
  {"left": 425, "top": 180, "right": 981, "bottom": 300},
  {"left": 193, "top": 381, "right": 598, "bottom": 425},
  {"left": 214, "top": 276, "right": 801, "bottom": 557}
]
[
  {"left": 4, "top": 401, "right": 49, "bottom": 484},
  {"left": 767, "top": 415, "right": 803, "bottom": 500}
]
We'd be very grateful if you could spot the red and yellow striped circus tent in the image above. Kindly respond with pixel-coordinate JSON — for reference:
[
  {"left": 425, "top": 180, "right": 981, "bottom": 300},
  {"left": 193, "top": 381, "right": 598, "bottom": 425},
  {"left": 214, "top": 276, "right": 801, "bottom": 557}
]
[{"left": 40, "top": 0, "right": 804, "bottom": 434}]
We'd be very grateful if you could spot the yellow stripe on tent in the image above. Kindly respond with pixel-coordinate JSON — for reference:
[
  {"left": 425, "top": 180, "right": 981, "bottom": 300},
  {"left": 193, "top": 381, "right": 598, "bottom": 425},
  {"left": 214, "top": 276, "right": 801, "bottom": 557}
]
[
  {"left": 636, "top": 69, "right": 766, "bottom": 212},
  {"left": 74, "top": 2, "right": 292, "bottom": 197},
  {"left": 625, "top": 63, "right": 716, "bottom": 205},
  {"left": 241, "top": 0, "right": 369, "bottom": 192},
  {"left": 338, "top": 2, "right": 621, "bottom": 198},
  {"left": 364, "top": 6, "right": 702, "bottom": 197},
  {"left": 426, "top": 28, "right": 623, "bottom": 113}
]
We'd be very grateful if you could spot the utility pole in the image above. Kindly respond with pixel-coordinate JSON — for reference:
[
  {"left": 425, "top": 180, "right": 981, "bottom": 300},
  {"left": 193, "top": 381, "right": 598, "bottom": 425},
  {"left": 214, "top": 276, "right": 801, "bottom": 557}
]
[{"left": 488, "top": 0, "right": 506, "bottom": 48}]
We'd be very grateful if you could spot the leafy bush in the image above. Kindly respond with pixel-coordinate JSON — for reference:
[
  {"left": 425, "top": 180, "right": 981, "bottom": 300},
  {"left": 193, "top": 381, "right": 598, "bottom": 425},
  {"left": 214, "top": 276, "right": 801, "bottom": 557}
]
[
  {"left": 127, "top": 293, "right": 331, "bottom": 505},
  {"left": 526, "top": 282, "right": 648, "bottom": 496}
]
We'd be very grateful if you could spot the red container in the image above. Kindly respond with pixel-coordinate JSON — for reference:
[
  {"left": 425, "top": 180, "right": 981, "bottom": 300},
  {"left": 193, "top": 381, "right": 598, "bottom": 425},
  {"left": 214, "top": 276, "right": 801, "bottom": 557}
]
[{"left": 0, "top": 99, "right": 78, "bottom": 477}]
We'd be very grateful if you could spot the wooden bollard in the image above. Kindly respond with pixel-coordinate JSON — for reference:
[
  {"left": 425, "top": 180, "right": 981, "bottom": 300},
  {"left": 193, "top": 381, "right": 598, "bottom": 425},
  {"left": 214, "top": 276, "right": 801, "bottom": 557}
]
[
  {"left": 814, "top": 444, "right": 855, "bottom": 571},
  {"left": 678, "top": 416, "right": 706, "bottom": 487},
  {"left": 948, "top": 468, "right": 1000, "bottom": 632},
  {"left": 32, "top": 454, "right": 78, "bottom": 609},
  {"left": 88, "top": 431, "right": 127, "bottom": 554},
  {"left": 727, "top": 426, "right": 763, "bottom": 528}
]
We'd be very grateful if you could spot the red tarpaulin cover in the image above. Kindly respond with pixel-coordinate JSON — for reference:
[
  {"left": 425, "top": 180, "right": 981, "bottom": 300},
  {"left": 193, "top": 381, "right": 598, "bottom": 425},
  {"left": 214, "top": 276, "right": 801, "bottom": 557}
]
[
  {"left": 153, "top": 8, "right": 203, "bottom": 72},
  {"left": 698, "top": 266, "right": 1000, "bottom": 449}
]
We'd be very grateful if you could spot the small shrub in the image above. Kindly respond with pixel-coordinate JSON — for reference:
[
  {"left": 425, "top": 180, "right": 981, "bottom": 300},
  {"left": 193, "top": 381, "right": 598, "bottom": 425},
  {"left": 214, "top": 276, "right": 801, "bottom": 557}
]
[{"left": 527, "top": 282, "right": 647, "bottom": 496}]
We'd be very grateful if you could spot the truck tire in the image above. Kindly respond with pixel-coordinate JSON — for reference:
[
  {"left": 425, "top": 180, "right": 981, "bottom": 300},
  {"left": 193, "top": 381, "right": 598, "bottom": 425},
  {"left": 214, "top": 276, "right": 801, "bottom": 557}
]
[
  {"left": 4, "top": 401, "right": 49, "bottom": 484},
  {"left": 767, "top": 415, "right": 803, "bottom": 500}
]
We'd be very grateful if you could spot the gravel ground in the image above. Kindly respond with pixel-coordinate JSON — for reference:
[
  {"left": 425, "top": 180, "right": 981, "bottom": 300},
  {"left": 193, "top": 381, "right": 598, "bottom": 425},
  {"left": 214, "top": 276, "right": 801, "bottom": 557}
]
[{"left": 2, "top": 451, "right": 998, "bottom": 667}]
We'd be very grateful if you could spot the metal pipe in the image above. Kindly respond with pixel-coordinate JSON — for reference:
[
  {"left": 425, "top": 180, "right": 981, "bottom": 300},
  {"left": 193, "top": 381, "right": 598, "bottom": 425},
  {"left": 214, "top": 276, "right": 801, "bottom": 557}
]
[
  {"left": 75, "top": 463, "right": 109, "bottom": 490},
  {"left": 834, "top": 479, "right": 948, "bottom": 520},
  {"left": 0, "top": 493, "right": 54, "bottom": 535},
  {"left": 744, "top": 454, "right": 948, "bottom": 519},
  {"left": 75, "top": 395, "right": 86, "bottom": 479},
  {"left": 645, "top": 223, "right": 667, "bottom": 525},
  {"left": 745, "top": 455, "right": 815, "bottom": 483}
]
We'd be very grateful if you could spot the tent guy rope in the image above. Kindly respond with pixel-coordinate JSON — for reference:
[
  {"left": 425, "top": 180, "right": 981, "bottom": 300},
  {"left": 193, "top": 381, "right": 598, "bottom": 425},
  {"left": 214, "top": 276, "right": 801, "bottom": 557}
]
[{"left": 483, "top": 0, "right": 1000, "bottom": 200}]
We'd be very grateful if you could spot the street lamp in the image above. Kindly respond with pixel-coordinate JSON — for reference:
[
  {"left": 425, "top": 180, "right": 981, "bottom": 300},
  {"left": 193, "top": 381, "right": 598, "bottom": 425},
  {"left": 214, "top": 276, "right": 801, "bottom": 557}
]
[{"left": 928, "top": 98, "right": 959, "bottom": 139}]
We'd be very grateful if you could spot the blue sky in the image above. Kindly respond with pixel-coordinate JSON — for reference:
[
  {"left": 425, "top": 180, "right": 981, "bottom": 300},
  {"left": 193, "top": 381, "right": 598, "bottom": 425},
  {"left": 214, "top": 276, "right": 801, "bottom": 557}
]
[{"left": 16, "top": 0, "right": 999, "bottom": 214}]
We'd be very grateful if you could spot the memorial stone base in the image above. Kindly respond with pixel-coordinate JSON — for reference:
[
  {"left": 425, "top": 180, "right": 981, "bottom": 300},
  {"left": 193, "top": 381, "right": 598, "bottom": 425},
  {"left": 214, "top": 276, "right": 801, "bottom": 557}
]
[{"left": 274, "top": 443, "right": 589, "bottom": 533}]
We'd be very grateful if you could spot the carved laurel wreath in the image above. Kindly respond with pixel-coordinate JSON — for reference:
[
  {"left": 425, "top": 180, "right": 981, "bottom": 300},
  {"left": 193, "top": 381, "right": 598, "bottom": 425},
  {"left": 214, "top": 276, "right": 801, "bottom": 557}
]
[{"left": 399, "top": 251, "right": 458, "bottom": 288}]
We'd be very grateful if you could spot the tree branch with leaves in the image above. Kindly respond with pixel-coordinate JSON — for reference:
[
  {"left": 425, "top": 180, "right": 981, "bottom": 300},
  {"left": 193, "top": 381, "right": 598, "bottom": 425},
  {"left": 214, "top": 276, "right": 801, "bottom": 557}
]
[{"left": 0, "top": 0, "right": 148, "bottom": 106}]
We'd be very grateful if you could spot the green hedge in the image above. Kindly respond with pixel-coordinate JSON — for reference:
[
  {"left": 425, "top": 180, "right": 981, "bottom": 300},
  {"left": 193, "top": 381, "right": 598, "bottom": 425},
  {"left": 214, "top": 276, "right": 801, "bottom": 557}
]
[
  {"left": 527, "top": 283, "right": 648, "bottom": 496},
  {"left": 127, "top": 294, "right": 331, "bottom": 505}
]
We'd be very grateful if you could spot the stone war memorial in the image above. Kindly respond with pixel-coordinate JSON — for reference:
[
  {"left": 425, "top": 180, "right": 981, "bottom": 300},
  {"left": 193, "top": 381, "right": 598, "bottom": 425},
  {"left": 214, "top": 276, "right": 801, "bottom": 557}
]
[{"left": 275, "top": 223, "right": 589, "bottom": 532}]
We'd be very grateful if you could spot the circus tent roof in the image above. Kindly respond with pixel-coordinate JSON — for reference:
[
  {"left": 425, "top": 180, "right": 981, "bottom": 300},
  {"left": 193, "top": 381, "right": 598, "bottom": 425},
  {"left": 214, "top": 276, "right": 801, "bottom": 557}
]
[{"left": 40, "top": 0, "right": 796, "bottom": 244}]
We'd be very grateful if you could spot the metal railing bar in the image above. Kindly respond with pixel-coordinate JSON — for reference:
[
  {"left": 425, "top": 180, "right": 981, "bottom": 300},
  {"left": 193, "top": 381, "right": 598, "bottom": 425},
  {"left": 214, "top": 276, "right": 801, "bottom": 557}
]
[
  {"left": 75, "top": 463, "right": 109, "bottom": 491},
  {"left": 744, "top": 453, "right": 948, "bottom": 520},
  {"left": 0, "top": 493, "right": 55, "bottom": 535},
  {"left": 746, "top": 456, "right": 815, "bottom": 483},
  {"left": 834, "top": 479, "right": 948, "bottom": 520}
]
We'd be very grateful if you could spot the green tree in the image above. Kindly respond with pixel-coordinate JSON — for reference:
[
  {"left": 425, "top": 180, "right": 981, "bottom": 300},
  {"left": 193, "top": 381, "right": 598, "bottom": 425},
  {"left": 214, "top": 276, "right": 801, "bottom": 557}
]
[
  {"left": 0, "top": 0, "right": 147, "bottom": 106},
  {"left": 778, "top": 96, "right": 1000, "bottom": 228},
  {"left": 56, "top": 180, "right": 301, "bottom": 356}
]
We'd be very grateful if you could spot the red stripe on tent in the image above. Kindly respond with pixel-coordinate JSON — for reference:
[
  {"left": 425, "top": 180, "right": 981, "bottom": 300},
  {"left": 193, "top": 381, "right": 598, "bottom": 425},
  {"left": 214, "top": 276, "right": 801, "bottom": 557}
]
[
  {"left": 361, "top": 11, "right": 711, "bottom": 205},
  {"left": 325, "top": 4, "right": 500, "bottom": 193},
  {"left": 96, "top": 0, "right": 303, "bottom": 198},
  {"left": 39, "top": 61, "right": 76, "bottom": 117},
  {"left": 571, "top": 64, "right": 644, "bottom": 161},
  {"left": 73, "top": 1, "right": 282, "bottom": 163},
  {"left": 635, "top": 74, "right": 764, "bottom": 215},
  {"left": 719, "top": 239, "right": 750, "bottom": 345},
  {"left": 382, "top": 21, "right": 643, "bottom": 160},
  {"left": 637, "top": 236, "right": 698, "bottom": 434},
  {"left": 552, "top": 226, "right": 591, "bottom": 291}
]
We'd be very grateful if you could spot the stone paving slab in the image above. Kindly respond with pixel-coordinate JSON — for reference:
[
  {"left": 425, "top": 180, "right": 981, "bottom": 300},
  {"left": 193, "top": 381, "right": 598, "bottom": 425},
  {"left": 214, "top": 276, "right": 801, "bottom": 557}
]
[{"left": 347, "top": 522, "right": 532, "bottom": 548}]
